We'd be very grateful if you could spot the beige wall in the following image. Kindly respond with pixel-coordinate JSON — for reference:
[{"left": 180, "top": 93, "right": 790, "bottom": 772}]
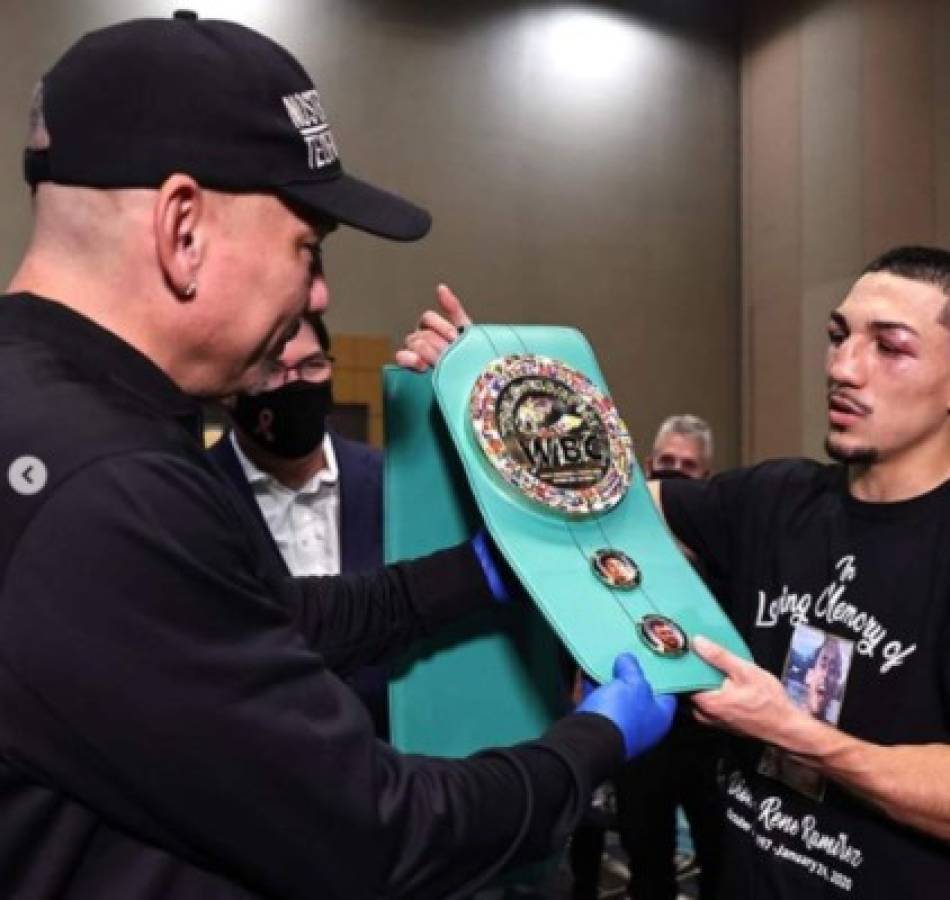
[
  {"left": 5, "top": 2, "right": 948, "bottom": 470},
  {"left": 740, "top": 0, "right": 950, "bottom": 461},
  {"left": 0, "top": 0, "right": 741, "bottom": 466}
]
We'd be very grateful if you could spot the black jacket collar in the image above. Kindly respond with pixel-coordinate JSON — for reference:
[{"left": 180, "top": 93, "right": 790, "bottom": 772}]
[{"left": 1, "top": 293, "right": 203, "bottom": 439}]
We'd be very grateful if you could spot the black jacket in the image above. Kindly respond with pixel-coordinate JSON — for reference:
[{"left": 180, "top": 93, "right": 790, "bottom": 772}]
[{"left": 0, "top": 294, "right": 622, "bottom": 900}]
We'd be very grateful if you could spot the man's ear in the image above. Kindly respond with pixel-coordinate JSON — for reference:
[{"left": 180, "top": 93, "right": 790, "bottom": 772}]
[
  {"left": 154, "top": 174, "right": 205, "bottom": 300},
  {"left": 942, "top": 303, "right": 950, "bottom": 413}
]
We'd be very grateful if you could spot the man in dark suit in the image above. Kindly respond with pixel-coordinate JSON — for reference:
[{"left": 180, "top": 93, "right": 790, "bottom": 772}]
[{"left": 209, "top": 310, "right": 388, "bottom": 735}]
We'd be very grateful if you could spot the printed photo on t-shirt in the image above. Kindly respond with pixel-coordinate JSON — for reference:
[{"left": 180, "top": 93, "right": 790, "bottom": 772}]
[{"left": 758, "top": 623, "right": 854, "bottom": 800}]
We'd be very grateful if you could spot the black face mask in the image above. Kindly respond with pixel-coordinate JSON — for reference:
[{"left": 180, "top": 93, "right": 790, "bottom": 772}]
[
  {"left": 232, "top": 380, "right": 333, "bottom": 460},
  {"left": 649, "top": 467, "right": 690, "bottom": 481}
]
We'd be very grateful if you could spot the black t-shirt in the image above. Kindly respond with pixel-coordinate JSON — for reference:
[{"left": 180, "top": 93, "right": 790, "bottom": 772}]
[{"left": 663, "top": 459, "right": 950, "bottom": 899}]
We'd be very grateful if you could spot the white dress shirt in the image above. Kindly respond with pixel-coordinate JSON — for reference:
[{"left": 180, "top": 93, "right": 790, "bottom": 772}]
[{"left": 230, "top": 431, "right": 341, "bottom": 576}]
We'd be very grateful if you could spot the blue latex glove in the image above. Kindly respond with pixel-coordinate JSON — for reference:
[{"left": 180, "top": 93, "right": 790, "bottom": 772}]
[
  {"left": 577, "top": 653, "right": 677, "bottom": 759},
  {"left": 471, "top": 528, "right": 513, "bottom": 603}
]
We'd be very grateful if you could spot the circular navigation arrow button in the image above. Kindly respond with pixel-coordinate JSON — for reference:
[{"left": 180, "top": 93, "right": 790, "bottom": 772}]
[{"left": 8, "top": 455, "right": 48, "bottom": 496}]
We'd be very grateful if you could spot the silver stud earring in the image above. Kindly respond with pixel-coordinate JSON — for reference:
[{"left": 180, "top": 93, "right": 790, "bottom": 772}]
[{"left": 183, "top": 281, "right": 197, "bottom": 299}]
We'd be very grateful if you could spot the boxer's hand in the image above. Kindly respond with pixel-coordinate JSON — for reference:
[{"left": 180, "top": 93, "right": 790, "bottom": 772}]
[
  {"left": 395, "top": 284, "right": 472, "bottom": 372},
  {"left": 691, "top": 635, "right": 809, "bottom": 749},
  {"left": 577, "top": 653, "right": 676, "bottom": 759}
]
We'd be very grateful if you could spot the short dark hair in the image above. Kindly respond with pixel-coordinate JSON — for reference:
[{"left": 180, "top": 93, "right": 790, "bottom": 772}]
[
  {"left": 302, "top": 311, "right": 331, "bottom": 353},
  {"left": 863, "top": 246, "right": 950, "bottom": 326},
  {"left": 806, "top": 636, "right": 843, "bottom": 678}
]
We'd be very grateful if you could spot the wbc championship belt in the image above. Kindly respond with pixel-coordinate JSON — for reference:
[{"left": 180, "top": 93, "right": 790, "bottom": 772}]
[{"left": 431, "top": 325, "right": 751, "bottom": 692}]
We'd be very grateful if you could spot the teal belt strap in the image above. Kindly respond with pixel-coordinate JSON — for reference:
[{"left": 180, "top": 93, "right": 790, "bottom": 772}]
[{"left": 385, "top": 366, "right": 564, "bottom": 756}]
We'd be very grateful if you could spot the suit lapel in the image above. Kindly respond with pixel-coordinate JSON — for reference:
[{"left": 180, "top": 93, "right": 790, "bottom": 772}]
[{"left": 207, "top": 434, "right": 290, "bottom": 575}]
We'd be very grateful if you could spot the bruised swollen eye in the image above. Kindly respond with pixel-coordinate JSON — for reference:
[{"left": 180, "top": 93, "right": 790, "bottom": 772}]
[{"left": 876, "top": 339, "right": 909, "bottom": 357}]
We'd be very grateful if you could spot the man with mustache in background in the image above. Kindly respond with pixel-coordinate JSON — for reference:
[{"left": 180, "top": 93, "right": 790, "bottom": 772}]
[{"left": 405, "top": 245, "right": 950, "bottom": 899}]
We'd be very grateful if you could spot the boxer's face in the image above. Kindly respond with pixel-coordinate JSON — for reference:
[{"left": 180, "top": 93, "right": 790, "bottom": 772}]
[
  {"left": 652, "top": 622, "right": 680, "bottom": 650},
  {"left": 826, "top": 273, "right": 950, "bottom": 468}
]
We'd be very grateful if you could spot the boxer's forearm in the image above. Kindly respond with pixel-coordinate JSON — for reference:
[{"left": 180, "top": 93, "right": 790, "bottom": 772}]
[{"left": 784, "top": 718, "right": 950, "bottom": 841}]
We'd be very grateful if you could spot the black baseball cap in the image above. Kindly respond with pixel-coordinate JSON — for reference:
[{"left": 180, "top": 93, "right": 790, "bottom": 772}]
[{"left": 23, "top": 11, "right": 431, "bottom": 241}]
